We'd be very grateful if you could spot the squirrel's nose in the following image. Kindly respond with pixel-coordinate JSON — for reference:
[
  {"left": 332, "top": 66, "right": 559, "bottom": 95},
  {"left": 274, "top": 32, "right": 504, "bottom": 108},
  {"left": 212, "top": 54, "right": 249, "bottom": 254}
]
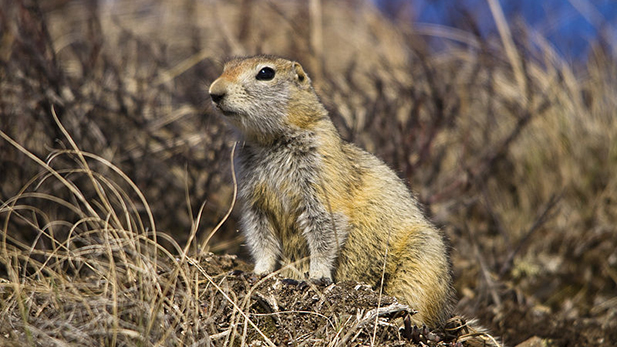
[
  {"left": 210, "top": 92, "right": 225, "bottom": 104},
  {"left": 209, "top": 78, "right": 228, "bottom": 104}
]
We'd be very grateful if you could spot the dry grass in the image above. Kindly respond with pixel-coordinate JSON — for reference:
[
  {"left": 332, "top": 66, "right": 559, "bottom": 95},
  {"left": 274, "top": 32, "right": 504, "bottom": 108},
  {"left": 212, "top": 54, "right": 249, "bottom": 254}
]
[
  {"left": 0, "top": 122, "right": 425, "bottom": 346},
  {"left": 1, "top": 0, "right": 616, "bottom": 346},
  {"left": 1, "top": 113, "right": 205, "bottom": 345}
]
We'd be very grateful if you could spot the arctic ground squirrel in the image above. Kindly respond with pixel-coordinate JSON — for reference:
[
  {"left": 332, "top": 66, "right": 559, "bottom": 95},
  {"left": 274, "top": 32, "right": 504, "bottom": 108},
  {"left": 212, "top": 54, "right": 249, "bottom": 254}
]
[{"left": 209, "top": 55, "right": 456, "bottom": 328}]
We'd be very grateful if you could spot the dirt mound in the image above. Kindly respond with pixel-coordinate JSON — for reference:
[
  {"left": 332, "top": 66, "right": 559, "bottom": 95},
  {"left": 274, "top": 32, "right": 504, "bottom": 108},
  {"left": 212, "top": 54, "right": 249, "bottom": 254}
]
[{"left": 199, "top": 253, "right": 471, "bottom": 346}]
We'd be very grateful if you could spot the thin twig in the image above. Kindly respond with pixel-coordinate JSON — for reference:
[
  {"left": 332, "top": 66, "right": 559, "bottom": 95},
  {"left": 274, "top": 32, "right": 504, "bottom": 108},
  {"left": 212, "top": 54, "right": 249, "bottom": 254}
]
[
  {"left": 200, "top": 141, "right": 239, "bottom": 251},
  {"left": 486, "top": 0, "right": 527, "bottom": 99},
  {"left": 187, "top": 258, "right": 277, "bottom": 347},
  {"left": 499, "top": 193, "right": 562, "bottom": 276},
  {"left": 371, "top": 228, "right": 392, "bottom": 346}
]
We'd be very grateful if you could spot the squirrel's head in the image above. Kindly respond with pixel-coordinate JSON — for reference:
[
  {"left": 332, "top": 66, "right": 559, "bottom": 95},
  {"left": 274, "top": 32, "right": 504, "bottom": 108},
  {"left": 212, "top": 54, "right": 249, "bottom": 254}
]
[{"left": 209, "top": 55, "right": 323, "bottom": 143}]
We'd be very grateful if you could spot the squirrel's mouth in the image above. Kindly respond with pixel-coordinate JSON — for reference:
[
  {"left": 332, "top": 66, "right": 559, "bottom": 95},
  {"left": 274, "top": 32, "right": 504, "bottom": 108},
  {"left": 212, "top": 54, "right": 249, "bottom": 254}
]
[
  {"left": 216, "top": 106, "right": 240, "bottom": 118},
  {"left": 221, "top": 111, "right": 240, "bottom": 117},
  {"left": 212, "top": 103, "right": 233, "bottom": 115}
]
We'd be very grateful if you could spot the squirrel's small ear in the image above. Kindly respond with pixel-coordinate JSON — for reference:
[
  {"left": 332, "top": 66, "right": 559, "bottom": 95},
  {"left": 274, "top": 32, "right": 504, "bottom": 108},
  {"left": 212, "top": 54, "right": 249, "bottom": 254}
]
[{"left": 293, "top": 62, "right": 309, "bottom": 85}]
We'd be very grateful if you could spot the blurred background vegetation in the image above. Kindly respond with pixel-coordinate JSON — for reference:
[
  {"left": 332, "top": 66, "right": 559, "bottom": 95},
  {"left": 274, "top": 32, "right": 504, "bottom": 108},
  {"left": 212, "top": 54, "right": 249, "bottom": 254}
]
[{"left": 1, "top": 0, "right": 616, "bottom": 345}]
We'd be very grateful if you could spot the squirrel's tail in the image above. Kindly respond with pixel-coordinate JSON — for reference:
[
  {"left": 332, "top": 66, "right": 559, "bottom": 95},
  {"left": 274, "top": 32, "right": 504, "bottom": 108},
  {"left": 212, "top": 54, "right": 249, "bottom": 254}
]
[{"left": 444, "top": 316, "right": 503, "bottom": 347}]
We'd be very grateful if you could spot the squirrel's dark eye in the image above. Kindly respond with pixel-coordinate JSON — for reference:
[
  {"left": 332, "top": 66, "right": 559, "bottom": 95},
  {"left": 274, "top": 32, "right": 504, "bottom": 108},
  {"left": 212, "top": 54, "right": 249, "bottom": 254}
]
[{"left": 256, "top": 67, "right": 275, "bottom": 81}]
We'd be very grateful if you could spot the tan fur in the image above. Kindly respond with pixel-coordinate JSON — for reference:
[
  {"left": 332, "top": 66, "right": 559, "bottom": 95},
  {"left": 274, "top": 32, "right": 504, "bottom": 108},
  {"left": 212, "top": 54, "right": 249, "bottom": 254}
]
[{"left": 209, "top": 55, "right": 456, "bottom": 328}]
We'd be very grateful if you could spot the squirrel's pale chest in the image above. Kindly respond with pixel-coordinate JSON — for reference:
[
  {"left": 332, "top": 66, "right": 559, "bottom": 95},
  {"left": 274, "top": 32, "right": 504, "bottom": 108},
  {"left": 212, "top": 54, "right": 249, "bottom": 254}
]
[{"left": 239, "top": 147, "right": 318, "bottom": 217}]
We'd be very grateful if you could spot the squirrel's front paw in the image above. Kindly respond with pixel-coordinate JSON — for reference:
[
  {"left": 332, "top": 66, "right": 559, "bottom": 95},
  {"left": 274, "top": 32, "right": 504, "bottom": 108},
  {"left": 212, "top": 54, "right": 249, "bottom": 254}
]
[
  {"left": 253, "top": 264, "right": 273, "bottom": 276},
  {"left": 309, "top": 262, "right": 332, "bottom": 282}
]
